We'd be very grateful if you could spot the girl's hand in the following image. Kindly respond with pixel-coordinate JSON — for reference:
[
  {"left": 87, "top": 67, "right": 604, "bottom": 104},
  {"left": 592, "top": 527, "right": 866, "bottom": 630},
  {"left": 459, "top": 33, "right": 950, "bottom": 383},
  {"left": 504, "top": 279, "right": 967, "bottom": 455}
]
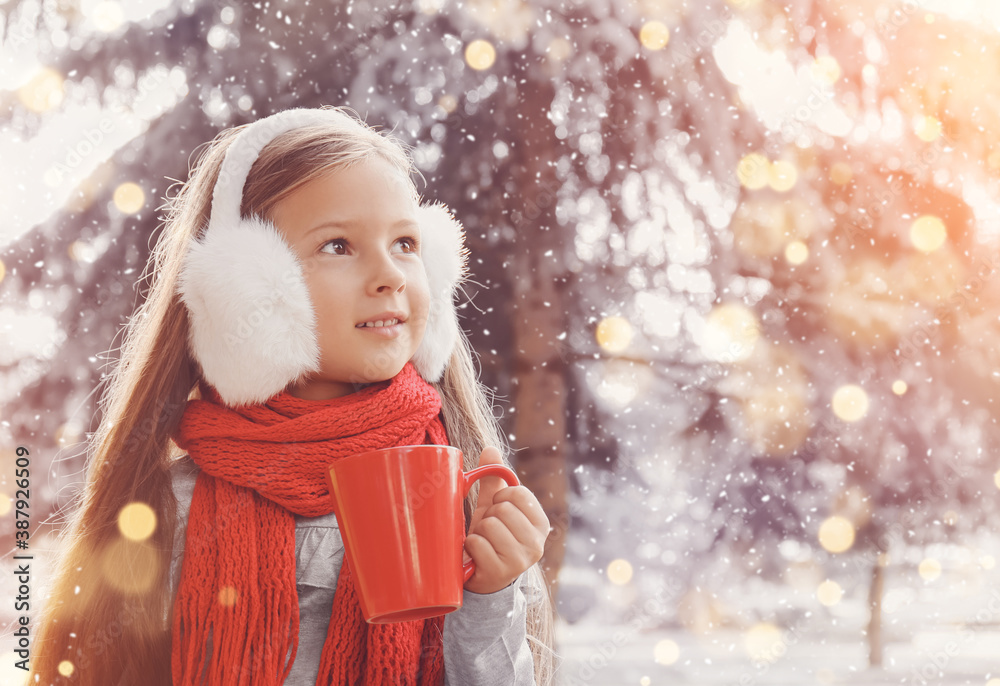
[{"left": 463, "top": 446, "right": 550, "bottom": 595}]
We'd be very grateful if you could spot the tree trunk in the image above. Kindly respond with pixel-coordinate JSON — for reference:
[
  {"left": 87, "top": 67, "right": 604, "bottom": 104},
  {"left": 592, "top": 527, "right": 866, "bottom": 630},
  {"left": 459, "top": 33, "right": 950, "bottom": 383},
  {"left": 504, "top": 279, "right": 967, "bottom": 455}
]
[
  {"left": 505, "top": 79, "right": 571, "bottom": 612},
  {"left": 511, "top": 274, "right": 570, "bottom": 606},
  {"left": 867, "top": 556, "right": 885, "bottom": 667}
]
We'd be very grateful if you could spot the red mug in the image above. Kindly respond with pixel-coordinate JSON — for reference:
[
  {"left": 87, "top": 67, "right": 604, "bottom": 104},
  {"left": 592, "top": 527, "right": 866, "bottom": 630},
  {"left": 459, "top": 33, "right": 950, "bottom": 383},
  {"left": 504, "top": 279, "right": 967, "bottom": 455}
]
[{"left": 325, "top": 445, "right": 520, "bottom": 623}]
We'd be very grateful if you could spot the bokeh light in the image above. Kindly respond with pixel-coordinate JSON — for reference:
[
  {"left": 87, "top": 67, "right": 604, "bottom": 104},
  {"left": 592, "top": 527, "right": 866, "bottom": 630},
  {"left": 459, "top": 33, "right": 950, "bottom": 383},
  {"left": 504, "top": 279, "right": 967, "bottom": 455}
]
[
  {"left": 0, "top": 493, "right": 10, "bottom": 517},
  {"left": 639, "top": 21, "right": 670, "bottom": 50},
  {"left": 832, "top": 384, "right": 869, "bottom": 422},
  {"left": 218, "top": 585, "right": 240, "bottom": 607},
  {"left": 892, "top": 380, "right": 908, "bottom": 395},
  {"left": 768, "top": 160, "right": 798, "bottom": 192},
  {"left": 113, "top": 182, "right": 146, "bottom": 215},
  {"left": 117, "top": 501, "right": 157, "bottom": 542},
  {"left": 811, "top": 55, "right": 841, "bottom": 83},
  {"left": 910, "top": 215, "right": 947, "bottom": 253},
  {"left": 818, "top": 515, "right": 855, "bottom": 553},
  {"left": 702, "top": 303, "right": 759, "bottom": 362},
  {"left": 90, "top": 1, "right": 125, "bottom": 32},
  {"left": 653, "top": 639, "right": 680, "bottom": 665},
  {"left": 465, "top": 39, "right": 497, "bottom": 70},
  {"left": 607, "top": 558, "right": 633, "bottom": 585},
  {"left": 596, "top": 316, "right": 633, "bottom": 353},
  {"left": 784, "top": 241, "right": 808, "bottom": 265},
  {"left": 914, "top": 114, "right": 942, "bottom": 142},
  {"left": 737, "top": 153, "right": 770, "bottom": 190},
  {"left": 816, "top": 579, "right": 843, "bottom": 606},
  {"left": 918, "top": 557, "right": 942, "bottom": 582},
  {"left": 17, "top": 67, "right": 65, "bottom": 113}
]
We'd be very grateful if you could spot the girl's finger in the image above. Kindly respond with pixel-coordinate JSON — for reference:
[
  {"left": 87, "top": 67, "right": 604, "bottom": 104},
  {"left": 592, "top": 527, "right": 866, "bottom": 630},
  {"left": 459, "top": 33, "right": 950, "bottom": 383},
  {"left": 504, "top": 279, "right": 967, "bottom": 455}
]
[
  {"left": 490, "top": 486, "right": 550, "bottom": 531},
  {"left": 464, "top": 530, "right": 504, "bottom": 571},
  {"left": 474, "top": 513, "right": 538, "bottom": 568},
  {"left": 485, "top": 500, "right": 545, "bottom": 549}
]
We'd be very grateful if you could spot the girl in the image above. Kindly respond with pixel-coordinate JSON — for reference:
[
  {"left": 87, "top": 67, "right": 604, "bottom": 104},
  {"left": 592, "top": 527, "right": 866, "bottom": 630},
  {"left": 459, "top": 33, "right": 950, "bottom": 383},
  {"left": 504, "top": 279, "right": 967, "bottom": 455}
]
[{"left": 31, "top": 106, "right": 557, "bottom": 685}]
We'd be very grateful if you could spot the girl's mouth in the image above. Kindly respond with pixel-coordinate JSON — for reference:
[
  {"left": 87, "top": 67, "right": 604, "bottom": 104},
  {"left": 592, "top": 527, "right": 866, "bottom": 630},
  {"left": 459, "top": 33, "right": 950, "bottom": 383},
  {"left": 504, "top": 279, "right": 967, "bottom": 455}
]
[
  {"left": 355, "top": 318, "right": 401, "bottom": 328},
  {"left": 355, "top": 318, "right": 405, "bottom": 338}
]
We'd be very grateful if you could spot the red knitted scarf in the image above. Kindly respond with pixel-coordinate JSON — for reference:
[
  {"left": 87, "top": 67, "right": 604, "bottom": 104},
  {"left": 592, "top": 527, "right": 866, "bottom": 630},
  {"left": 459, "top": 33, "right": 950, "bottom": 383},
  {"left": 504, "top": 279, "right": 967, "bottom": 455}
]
[{"left": 170, "top": 362, "right": 448, "bottom": 685}]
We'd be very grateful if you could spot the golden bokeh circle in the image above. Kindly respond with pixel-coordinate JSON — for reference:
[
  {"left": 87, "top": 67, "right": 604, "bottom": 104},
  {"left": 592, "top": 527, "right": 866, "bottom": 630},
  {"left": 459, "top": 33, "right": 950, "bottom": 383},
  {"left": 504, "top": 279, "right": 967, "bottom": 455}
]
[
  {"left": 818, "top": 515, "right": 855, "bottom": 553},
  {"left": 768, "top": 160, "right": 798, "bottom": 192},
  {"left": 816, "top": 579, "right": 843, "bottom": 606},
  {"left": 918, "top": 557, "right": 941, "bottom": 582},
  {"left": 639, "top": 21, "right": 670, "bottom": 50},
  {"left": 832, "top": 384, "right": 869, "bottom": 422},
  {"left": 218, "top": 585, "right": 240, "bottom": 607},
  {"left": 117, "top": 501, "right": 157, "bottom": 542},
  {"left": 785, "top": 241, "right": 808, "bottom": 265},
  {"left": 909, "top": 215, "right": 947, "bottom": 253},
  {"left": 465, "top": 39, "right": 497, "bottom": 70},
  {"left": 653, "top": 639, "right": 680, "bottom": 665},
  {"left": 607, "top": 558, "right": 633, "bottom": 585},
  {"left": 113, "top": 182, "right": 146, "bottom": 215},
  {"left": 737, "top": 153, "right": 770, "bottom": 190},
  {"left": 596, "top": 316, "right": 633, "bottom": 353}
]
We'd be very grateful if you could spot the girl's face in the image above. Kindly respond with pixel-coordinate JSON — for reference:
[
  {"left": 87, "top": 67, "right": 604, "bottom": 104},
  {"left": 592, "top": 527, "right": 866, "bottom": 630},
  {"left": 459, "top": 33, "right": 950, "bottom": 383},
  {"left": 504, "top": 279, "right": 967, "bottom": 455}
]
[{"left": 269, "top": 156, "right": 430, "bottom": 400}]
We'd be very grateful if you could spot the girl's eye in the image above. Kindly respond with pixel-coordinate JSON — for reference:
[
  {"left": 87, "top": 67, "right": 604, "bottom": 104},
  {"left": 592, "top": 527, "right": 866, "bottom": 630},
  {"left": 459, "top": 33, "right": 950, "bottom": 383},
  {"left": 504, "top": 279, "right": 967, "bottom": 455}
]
[
  {"left": 395, "top": 236, "right": 419, "bottom": 254},
  {"left": 321, "top": 238, "right": 348, "bottom": 255}
]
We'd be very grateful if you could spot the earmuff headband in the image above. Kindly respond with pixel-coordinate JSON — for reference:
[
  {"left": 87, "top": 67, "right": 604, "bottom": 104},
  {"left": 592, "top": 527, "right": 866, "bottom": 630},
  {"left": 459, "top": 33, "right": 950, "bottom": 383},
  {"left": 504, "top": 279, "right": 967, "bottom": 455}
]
[{"left": 177, "top": 107, "right": 467, "bottom": 407}]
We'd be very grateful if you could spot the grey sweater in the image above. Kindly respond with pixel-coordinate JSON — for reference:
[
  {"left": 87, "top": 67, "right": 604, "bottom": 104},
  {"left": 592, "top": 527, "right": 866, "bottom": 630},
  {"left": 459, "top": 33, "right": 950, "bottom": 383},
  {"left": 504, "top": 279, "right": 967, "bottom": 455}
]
[{"left": 168, "top": 455, "right": 536, "bottom": 685}]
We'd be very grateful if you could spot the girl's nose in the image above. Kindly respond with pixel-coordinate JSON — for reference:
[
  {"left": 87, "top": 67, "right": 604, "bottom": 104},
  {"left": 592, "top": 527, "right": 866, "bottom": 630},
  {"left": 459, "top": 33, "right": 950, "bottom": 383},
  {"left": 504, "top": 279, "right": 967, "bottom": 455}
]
[{"left": 368, "top": 252, "right": 406, "bottom": 294}]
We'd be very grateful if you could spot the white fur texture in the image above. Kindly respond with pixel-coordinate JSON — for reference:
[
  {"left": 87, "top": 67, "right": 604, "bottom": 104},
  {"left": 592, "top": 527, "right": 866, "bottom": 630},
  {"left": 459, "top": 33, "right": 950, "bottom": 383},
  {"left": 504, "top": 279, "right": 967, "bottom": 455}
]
[
  {"left": 178, "top": 215, "right": 320, "bottom": 407},
  {"left": 412, "top": 201, "right": 469, "bottom": 382}
]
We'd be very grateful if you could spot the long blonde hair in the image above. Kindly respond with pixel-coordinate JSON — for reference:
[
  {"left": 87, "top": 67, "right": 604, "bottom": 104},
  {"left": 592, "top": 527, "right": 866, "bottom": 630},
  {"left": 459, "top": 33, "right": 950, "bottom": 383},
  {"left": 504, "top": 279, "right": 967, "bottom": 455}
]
[{"left": 31, "top": 106, "right": 555, "bottom": 685}]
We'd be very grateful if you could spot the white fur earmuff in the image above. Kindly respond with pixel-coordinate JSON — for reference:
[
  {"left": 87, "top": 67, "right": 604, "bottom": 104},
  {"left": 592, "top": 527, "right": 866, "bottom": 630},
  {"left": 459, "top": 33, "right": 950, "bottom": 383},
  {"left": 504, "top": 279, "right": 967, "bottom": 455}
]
[{"left": 176, "top": 107, "right": 468, "bottom": 407}]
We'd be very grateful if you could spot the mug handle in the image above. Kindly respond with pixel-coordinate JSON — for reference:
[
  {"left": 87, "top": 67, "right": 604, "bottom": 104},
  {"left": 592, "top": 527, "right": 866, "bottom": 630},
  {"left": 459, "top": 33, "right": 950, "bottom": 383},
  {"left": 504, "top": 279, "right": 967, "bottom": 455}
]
[{"left": 461, "top": 464, "right": 521, "bottom": 583}]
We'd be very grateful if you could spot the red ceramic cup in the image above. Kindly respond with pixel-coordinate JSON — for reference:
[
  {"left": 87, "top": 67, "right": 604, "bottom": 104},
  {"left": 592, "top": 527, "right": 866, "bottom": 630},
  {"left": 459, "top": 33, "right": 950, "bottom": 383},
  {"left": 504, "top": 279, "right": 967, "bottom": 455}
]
[{"left": 325, "top": 445, "right": 519, "bottom": 623}]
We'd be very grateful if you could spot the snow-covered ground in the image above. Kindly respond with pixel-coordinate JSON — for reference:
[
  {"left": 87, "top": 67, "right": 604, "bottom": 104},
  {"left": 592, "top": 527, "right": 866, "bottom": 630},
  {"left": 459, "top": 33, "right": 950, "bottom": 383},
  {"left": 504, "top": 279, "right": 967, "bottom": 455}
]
[{"left": 553, "top": 617, "right": 1000, "bottom": 686}]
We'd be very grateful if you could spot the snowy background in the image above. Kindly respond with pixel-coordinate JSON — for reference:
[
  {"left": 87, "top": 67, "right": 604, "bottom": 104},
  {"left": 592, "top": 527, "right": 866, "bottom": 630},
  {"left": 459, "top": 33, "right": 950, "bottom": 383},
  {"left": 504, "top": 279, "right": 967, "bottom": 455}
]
[{"left": 3, "top": 0, "right": 1000, "bottom": 684}]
